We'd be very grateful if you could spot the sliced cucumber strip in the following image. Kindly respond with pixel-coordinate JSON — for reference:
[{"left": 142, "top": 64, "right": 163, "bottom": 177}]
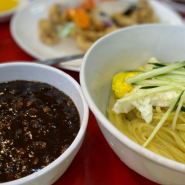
[
  {"left": 126, "top": 61, "right": 185, "bottom": 84},
  {"left": 172, "top": 91, "right": 185, "bottom": 130},
  {"left": 148, "top": 63, "right": 166, "bottom": 67},
  {"left": 143, "top": 91, "right": 184, "bottom": 147},
  {"left": 132, "top": 79, "right": 170, "bottom": 86},
  {"left": 140, "top": 86, "right": 159, "bottom": 89}
]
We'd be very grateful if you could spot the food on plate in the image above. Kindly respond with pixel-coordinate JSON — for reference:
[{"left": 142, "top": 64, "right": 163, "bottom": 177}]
[
  {"left": 107, "top": 58, "right": 185, "bottom": 163},
  {"left": 172, "top": 0, "right": 185, "bottom": 4},
  {"left": 0, "top": 80, "right": 80, "bottom": 182},
  {"left": 38, "top": 0, "right": 158, "bottom": 52},
  {"left": 0, "top": 0, "right": 19, "bottom": 12}
]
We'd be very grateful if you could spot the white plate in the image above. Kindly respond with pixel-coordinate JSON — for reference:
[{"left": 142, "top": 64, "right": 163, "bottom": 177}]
[{"left": 10, "top": 0, "right": 185, "bottom": 72}]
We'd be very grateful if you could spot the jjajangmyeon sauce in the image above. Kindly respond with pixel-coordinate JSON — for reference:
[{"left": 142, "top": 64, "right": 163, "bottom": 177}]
[{"left": 0, "top": 80, "right": 80, "bottom": 182}]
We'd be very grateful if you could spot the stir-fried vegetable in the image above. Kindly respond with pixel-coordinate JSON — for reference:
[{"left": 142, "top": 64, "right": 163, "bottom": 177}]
[
  {"left": 66, "top": 8, "right": 90, "bottom": 29},
  {"left": 80, "top": 0, "right": 95, "bottom": 10},
  {"left": 57, "top": 22, "right": 75, "bottom": 38},
  {"left": 39, "top": 0, "right": 158, "bottom": 50}
]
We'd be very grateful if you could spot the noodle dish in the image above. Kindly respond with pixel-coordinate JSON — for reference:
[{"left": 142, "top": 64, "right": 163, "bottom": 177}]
[{"left": 108, "top": 57, "right": 185, "bottom": 163}]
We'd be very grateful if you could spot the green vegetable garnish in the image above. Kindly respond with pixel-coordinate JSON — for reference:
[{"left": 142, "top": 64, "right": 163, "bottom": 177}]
[
  {"left": 140, "top": 86, "right": 159, "bottom": 89},
  {"left": 57, "top": 22, "right": 75, "bottom": 38},
  {"left": 148, "top": 62, "right": 167, "bottom": 67},
  {"left": 181, "top": 106, "right": 185, "bottom": 112},
  {"left": 172, "top": 91, "right": 185, "bottom": 130},
  {"left": 126, "top": 61, "right": 185, "bottom": 84},
  {"left": 143, "top": 90, "right": 184, "bottom": 147}
]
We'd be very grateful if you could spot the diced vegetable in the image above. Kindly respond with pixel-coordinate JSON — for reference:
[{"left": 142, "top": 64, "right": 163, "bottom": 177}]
[
  {"left": 57, "top": 22, "right": 75, "bottom": 38},
  {"left": 80, "top": 0, "right": 95, "bottom": 10},
  {"left": 66, "top": 8, "right": 90, "bottom": 29}
]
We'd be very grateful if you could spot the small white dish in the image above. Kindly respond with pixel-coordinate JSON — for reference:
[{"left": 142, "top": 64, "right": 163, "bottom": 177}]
[
  {"left": 0, "top": 0, "right": 21, "bottom": 23},
  {"left": 0, "top": 0, "right": 31, "bottom": 23},
  {"left": 0, "top": 62, "right": 89, "bottom": 185},
  {"left": 10, "top": 0, "right": 185, "bottom": 72}
]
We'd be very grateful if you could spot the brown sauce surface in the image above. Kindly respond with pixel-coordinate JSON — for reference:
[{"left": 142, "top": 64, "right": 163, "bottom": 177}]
[{"left": 0, "top": 80, "right": 80, "bottom": 182}]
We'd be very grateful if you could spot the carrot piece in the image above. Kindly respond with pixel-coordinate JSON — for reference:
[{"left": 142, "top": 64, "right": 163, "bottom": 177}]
[
  {"left": 80, "top": 0, "right": 95, "bottom": 10},
  {"left": 65, "top": 8, "right": 90, "bottom": 30}
]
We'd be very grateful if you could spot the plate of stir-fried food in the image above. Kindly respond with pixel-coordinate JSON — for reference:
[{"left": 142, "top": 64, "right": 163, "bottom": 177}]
[{"left": 10, "top": 0, "right": 184, "bottom": 72}]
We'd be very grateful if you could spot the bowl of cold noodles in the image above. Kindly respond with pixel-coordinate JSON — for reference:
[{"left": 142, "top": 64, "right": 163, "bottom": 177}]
[
  {"left": 80, "top": 24, "right": 185, "bottom": 185},
  {"left": 0, "top": 62, "right": 88, "bottom": 185}
]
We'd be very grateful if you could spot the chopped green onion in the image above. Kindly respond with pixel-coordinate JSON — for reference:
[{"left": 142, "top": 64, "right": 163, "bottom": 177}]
[{"left": 132, "top": 79, "right": 170, "bottom": 86}]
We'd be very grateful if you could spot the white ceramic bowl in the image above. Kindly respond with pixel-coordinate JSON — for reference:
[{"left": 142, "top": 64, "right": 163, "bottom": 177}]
[
  {"left": 0, "top": 62, "right": 89, "bottom": 185},
  {"left": 80, "top": 24, "right": 185, "bottom": 185},
  {"left": 0, "top": 0, "right": 21, "bottom": 23}
]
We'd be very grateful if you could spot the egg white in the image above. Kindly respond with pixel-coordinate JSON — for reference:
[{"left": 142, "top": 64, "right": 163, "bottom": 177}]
[{"left": 113, "top": 89, "right": 181, "bottom": 124}]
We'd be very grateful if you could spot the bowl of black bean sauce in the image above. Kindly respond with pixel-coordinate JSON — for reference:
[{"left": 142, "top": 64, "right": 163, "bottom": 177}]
[{"left": 0, "top": 62, "right": 89, "bottom": 185}]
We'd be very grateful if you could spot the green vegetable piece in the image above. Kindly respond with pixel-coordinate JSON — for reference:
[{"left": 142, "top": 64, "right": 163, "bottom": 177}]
[
  {"left": 148, "top": 63, "right": 166, "bottom": 67},
  {"left": 57, "top": 22, "right": 75, "bottom": 38},
  {"left": 181, "top": 106, "right": 185, "bottom": 112},
  {"left": 126, "top": 61, "right": 185, "bottom": 84},
  {"left": 126, "top": 69, "right": 149, "bottom": 73},
  {"left": 172, "top": 90, "right": 185, "bottom": 130},
  {"left": 140, "top": 86, "right": 159, "bottom": 89},
  {"left": 143, "top": 90, "right": 184, "bottom": 148},
  {"left": 168, "top": 71, "right": 185, "bottom": 76},
  {"left": 133, "top": 80, "right": 169, "bottom": 86},
  {"left": 132, "top": 79, "right": 170, "bottom": 86}
]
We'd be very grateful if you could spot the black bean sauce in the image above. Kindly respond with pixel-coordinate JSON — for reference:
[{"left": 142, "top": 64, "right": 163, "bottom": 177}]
[{"left": 0, "top": 80, "right": 80, "bottom": 182}]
